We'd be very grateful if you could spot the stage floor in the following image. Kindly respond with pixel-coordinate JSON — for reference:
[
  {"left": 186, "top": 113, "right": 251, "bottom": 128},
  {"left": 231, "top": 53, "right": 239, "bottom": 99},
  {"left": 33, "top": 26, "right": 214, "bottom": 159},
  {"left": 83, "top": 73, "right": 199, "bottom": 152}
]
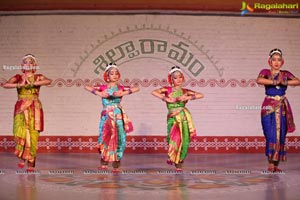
[{"left": 0, "top": 153, "right": 299, "bottom": 200}]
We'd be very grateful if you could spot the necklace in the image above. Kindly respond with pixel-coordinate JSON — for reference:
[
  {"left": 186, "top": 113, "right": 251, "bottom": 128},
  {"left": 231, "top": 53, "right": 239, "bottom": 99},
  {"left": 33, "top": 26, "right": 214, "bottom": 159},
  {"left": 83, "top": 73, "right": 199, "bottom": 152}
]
[{"left": 271, "top": 70, "right": 280, "bottom": 89}]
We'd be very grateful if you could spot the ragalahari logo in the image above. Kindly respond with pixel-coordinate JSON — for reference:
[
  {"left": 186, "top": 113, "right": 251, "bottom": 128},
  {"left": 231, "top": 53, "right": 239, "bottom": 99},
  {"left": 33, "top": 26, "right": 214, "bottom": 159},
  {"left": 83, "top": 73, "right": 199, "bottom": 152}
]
[{"left": 240, "top": 1, "right": 254, "bottom": 15}]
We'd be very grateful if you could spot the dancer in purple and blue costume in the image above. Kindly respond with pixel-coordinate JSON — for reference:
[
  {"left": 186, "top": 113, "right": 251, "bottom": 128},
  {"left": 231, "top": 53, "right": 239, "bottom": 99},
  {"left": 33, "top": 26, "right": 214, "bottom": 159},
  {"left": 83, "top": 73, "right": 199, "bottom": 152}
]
[{"left": 257, "top": 49, "right": 300, "bottom": 172}]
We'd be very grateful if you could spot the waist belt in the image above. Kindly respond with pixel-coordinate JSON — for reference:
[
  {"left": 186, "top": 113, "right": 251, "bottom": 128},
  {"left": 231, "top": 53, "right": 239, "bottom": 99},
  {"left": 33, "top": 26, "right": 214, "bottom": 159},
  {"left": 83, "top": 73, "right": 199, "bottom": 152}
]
[{"left": 266, "top": 95, "right": 285, "bottom": 101}]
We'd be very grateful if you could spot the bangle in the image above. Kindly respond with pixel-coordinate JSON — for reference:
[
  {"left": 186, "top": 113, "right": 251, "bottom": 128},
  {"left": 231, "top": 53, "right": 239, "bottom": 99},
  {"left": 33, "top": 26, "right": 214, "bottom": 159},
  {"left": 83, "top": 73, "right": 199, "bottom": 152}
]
[
  {"left": 17, "top": 83, "right": 20, "bottom": 89},
  {"left": 91, "top": 89, "right": 97, "bottom": 95},
  {"left": 273, "top": 79, "right": 277, "bottom": 85},
  {"left": 128, "top": 88, "right": 132, "bottom": 95},
  {"left": 284, "top": 79, "right": 288, "bottom": 86}
]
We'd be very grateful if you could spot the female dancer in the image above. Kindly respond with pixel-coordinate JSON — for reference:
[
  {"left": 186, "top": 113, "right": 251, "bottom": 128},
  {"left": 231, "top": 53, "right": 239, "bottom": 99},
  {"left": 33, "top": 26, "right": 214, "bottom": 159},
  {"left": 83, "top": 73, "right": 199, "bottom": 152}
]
[
  {"left": 257, "top": 48, "right": 300, "bottom": 172},
  {"left": 151, "top": 66, "right": 204, "bottom": 171},
  {"left": 84, "top": 63, "right": 139, "bottom": 172},
  {"left": 3, "top": 54, "right": 52, "bottom": 172}
]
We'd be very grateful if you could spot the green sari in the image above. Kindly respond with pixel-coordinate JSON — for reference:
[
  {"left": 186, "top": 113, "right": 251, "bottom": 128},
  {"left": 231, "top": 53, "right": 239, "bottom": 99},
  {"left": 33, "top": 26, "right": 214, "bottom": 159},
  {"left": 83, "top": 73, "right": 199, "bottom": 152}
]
[
  {"left": 164, "top": 87, "right": 196, "bottom": 164},
  {"left": 13, "top": 74, "right": 44, "bottom": 166}
]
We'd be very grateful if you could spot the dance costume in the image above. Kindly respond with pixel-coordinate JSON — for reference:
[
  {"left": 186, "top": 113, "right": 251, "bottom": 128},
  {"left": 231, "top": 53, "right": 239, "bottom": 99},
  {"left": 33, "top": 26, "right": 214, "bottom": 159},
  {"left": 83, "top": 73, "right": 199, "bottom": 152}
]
[{"left": 259, "top": 69, "right": 295, "bottom": 162}]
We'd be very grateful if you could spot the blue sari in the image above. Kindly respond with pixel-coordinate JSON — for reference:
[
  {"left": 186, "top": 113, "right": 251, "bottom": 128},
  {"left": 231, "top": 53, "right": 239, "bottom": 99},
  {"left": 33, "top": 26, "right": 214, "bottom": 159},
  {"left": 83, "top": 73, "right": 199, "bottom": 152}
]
[{"left": 259, "top": 69, "right": 296, "bottom": 161}]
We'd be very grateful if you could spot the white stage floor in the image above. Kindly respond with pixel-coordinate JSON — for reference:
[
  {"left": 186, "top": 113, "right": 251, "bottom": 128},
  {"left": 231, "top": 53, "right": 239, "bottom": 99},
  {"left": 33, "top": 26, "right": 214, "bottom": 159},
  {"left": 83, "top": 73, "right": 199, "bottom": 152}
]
[{"left": 0, "top": 153, "right": 299, "bottom": 200}]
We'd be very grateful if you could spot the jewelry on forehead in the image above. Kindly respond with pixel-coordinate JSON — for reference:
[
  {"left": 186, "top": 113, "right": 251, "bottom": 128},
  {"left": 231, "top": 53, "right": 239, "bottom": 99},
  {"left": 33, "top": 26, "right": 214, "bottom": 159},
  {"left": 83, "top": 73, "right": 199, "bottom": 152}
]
[{"left": 169, "top": 66, "right": 182, "bottom": 75}]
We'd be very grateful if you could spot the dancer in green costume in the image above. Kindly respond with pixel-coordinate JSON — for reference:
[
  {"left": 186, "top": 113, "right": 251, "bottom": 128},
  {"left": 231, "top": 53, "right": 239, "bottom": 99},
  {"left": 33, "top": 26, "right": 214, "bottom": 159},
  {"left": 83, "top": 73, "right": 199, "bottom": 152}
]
[
  {"left": 3, "top": 54, "right": 51, "bottom": 172},
  {"left": 152, "top": 66, "right": 204, "bottom": 171}
]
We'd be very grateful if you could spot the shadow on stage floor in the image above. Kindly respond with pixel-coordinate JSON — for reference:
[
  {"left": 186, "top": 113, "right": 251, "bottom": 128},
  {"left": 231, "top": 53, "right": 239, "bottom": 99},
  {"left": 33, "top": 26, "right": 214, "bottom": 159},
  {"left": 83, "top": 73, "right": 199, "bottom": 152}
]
[{"left": 0, "top": 153, "right": 299, "bottom": 200}]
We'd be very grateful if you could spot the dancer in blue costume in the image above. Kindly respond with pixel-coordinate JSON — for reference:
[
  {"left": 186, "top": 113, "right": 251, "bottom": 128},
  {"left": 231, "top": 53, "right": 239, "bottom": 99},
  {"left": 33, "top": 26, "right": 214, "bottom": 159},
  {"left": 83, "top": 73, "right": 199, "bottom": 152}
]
[
  {"left": 85, "top": 63, "right": 139, "bottom": 172},
  {"left": 257, "top": 49, "right": 300, "bottom": 172}
]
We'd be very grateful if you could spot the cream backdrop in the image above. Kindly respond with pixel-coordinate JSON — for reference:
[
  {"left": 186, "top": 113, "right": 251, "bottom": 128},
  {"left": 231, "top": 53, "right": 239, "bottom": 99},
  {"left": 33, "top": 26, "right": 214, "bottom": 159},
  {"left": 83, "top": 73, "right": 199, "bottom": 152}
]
[{"left": 0, "top": 14, "right": 299, "bottom": 137}]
